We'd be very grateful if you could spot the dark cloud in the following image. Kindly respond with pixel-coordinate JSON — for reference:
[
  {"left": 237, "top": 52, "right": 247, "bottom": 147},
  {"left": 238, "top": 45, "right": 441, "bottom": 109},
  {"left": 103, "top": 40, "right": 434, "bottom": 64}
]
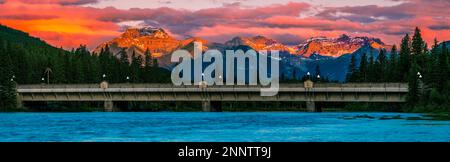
[
  {"left": 429, "top": 25, "right": 450, "bottom": 30},
  {"left": 317, "top": 0, "right": 450, "bottom": 23},
  {"left": 59, "top": 0, "right": 99, "bottom": 5},
  {"left": 94, "top": 2, "right": 310, "bottom": 36},
  {"left": 317, "top": 5, "right": 413, "bottom": 22}
]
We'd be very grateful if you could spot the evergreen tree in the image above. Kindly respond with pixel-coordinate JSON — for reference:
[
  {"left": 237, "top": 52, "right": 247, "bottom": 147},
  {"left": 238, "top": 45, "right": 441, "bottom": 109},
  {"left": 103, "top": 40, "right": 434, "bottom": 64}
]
[
  {"left": 367, "top": 52, "right": 375, "bottom": 82},
  {"left": 399, "top": 34, "right": 411, "bottom": 81},
  {"left": 376, "top": 49, "right": 387, "bottom": 82},
  {"left": 130, "top": 51, "right": 143, "bottom": 82},
  {"left": 358, "top": 53, "right": 368, "bottom": 82},
  {"left": 389, "top": 45, "right": 399, "bottom": 81},
  {"left": 144, "top": 48, "right": 152, "bottom": 67},
  {"left": 0, "top": 39, "right": 17, "bottom": 110},
  {"left": 153, "top": 57, "right": 159, "bottom": 69},
  {"left": 346, "top": 54, "right": 357, "bottom": 82},
  {"left": 411, "top": 27, "right": 426, "bottom": 69},
  {"left": 119, "top": 48, "right": 129, "bottom": 65},
  {"left": 407, "top": 61, "right": 420, "bottom": 104},
  {"left": 437, "top": 41, "right": 449, "bottom": 92}
]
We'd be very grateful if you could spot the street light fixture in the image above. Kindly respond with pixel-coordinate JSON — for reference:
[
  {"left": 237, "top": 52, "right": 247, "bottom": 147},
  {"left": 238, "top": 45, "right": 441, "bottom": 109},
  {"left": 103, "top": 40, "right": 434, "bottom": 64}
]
[{"left": 417, "top": 72, "right": 422, "bottom": 79}]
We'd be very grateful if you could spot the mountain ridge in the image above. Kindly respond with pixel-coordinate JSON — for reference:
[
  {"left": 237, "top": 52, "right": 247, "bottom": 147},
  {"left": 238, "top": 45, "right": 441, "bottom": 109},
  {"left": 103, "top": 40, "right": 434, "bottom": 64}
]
[{"left": 94, "top": 26, "right": 391, "bottom": 59}]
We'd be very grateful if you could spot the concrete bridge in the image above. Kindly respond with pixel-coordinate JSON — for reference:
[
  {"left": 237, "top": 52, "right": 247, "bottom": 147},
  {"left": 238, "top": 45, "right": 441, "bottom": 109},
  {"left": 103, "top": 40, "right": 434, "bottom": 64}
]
[{"left": 16, "top": 82, "right": 408, "bottom": 112}]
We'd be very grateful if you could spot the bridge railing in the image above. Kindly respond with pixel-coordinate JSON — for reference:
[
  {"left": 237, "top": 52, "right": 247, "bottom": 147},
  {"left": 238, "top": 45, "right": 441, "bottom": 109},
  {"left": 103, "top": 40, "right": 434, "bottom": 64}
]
[{"left": 17, "top": 83, "right": 408, "bottom": 89}]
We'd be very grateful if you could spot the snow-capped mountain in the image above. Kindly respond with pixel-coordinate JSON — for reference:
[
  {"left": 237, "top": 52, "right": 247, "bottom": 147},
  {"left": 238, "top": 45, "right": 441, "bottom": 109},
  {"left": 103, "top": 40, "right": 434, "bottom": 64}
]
[
  {"left": 94, "top": 26, "right": 391, "bottom": 81},
  {"left": 295, "top": 34, "right": 389, "bottom": 58},
  {"left": 224, "top": 35, "right": 295, "bottom": 53}
]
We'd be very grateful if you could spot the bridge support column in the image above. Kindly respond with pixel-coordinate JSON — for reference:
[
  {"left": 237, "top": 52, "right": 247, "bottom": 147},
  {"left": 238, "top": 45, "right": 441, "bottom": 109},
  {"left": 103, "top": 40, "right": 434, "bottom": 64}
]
[
  {"left": 104, "top": 100, "right": 116, "bottom": 112},
  {"left": 306, "top": 101, "right": 316, "bottom": 112},
  {"left": 201, "top": 101, "right": 211, "bottom": 112},
  {"left": 16, "top": 93, "right": 23, "bottom": 109},
  {"left": 306, "top": 101, "right": 322, "bottom": 112},
  {"left": 202, "top": 101, "right": 222, "bottom": 112},
  {"left": 211, "top": 101, "right": 222, "bottom": 112}
]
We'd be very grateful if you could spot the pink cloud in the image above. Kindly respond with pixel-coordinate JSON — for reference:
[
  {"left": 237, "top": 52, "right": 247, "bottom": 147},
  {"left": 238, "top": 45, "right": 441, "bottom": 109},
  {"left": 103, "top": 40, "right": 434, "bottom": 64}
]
[{"left": 0, "top": 0, "right": 448, "bottom": 49}]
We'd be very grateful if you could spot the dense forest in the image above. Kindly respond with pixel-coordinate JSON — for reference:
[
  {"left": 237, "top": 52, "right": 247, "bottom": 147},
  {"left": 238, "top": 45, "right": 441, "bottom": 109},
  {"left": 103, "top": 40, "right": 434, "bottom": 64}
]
[
  {"left": 0, "top": 25, "right": 449, "bottom": 112},
  {"left": 0, "top": 24, "right": 170, "bottom": 111},
  {"left": 346, "top": 27, "right": 449, "bottom": 112}
]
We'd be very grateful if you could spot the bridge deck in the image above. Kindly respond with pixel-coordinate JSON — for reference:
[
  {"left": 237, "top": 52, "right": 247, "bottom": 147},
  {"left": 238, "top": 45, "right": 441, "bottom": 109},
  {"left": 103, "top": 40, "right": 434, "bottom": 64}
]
[{"left": 17, "top": 83, "right": 408, "bottom": 102}]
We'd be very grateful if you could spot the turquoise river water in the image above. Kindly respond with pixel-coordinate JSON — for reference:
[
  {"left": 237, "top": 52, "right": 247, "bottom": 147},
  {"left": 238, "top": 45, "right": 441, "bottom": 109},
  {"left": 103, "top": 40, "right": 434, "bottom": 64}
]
[{"left": 0, "top": 112, "right": 449, "bottom": 142}]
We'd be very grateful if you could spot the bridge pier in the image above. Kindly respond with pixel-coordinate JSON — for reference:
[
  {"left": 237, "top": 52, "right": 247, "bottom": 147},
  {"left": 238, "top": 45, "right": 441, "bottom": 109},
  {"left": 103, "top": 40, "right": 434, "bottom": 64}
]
[
  {"left": 202, "top": 101, "right": 222, "bottom": 112},
  {"left": 16, "top": 93, "right": 23, "bottom": 109},
  {"left": 306, "top": 101, "right": 322, "bottom": 112},
  {"left": 104, "top": 100, "right": 116, "bottom": 112}
]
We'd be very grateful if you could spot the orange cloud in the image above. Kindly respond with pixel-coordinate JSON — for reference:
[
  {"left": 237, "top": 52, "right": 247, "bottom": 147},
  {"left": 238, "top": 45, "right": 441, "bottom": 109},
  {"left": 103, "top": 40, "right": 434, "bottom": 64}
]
[
  {"left": 0, "top": 0, "right": 119, "bottom": 49},
  {"left": 0, "top": 0, "right": 449, "bottom": 50}
]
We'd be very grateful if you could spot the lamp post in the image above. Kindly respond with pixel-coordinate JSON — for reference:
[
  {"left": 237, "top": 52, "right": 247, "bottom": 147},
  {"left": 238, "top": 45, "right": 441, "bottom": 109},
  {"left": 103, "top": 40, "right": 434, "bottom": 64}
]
[
  {"left": 317, "top": 74, "right": 321, "bottom": 83},
  {"left": 102, "top": 74, "right": 106, "bottom": 81},
  {"left": 41, "top": 77, "right": 45, "bottom": 84},
  {"left": 306, "top": 72, "right": 311, "bottom": 80},
  {"left": 44, "top": 67, "right": 52, "bottom": 84},
  {"left": 126, "top": 76, "right": 130, "bottom": 83},
  {"left": 417, "top": 72, "right": 423, "bottom": 95}
]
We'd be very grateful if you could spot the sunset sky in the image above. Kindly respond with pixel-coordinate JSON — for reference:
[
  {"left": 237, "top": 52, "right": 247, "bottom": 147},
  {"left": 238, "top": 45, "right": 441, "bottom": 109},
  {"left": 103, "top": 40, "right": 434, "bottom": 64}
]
[{"left": 0, "top": 0, "right": 449, "bottom": 49}]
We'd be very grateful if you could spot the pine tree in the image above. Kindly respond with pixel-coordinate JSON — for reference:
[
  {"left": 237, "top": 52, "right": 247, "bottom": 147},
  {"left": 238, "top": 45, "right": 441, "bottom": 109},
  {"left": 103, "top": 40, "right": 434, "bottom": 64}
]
[
  {"left": 153, "top": 58, "right": 159, "bottom": 69},
  {"left": 130, "top": 51, "right": 143, "bottom": 83},
  {"left": 407, "top": 61, "right": 420, "bottom": 104},
  {"left": 389, "top": 45, "right": 399, "bottom": 81},
  {"left": 358, "top": 53, "right": 368, "bottom": 82},
  {"left": 437, "top": 41, "right": 449, "bottom": 92},
  {"left": 346, "top": 54, "right": 357, "bottom": 82},
  {"left": 367, "top": 52, "right": 375, "bottom": 82},
  {"left": 376, "top": 49, "right": 387, "bottom": 82},
  {"left": 144, "top": 48, "right": 152, "bottom": 67},
  {"left": 0, "top": 39, "right": 17, "bottom": 110},
  {"left": 411, "top": 27, "right": 425, "bottom": 69},
  {"left": 119, "top": 48, "right": 129, "bottom": 65},
  {"left": 399, "top": 34, "right": 411, "bottom": 81}
]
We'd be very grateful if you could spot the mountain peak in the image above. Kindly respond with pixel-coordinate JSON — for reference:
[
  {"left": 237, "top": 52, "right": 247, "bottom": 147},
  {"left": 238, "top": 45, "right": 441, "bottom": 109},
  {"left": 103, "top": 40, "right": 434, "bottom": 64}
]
[
  {"left": 121, "top": 27, "right": 169, "bottom": 39},
  {"left": 224, "top": 35, "right": 293, "bottom": 52},
  {"left": 296, "top": 35, "right": 389, "bottom": 57},
  {"left": 337, "top": 34, "right": 351, "bottom": 42}
]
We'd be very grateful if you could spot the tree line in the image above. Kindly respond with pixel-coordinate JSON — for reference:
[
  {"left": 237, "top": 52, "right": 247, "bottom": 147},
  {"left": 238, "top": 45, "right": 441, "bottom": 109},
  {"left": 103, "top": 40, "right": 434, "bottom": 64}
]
[
  {"left": 0, "top": 24, "right": 170, "bottom": 110},
  {"left": 346, "top": 27, "right": 449, "bottom": 112}
]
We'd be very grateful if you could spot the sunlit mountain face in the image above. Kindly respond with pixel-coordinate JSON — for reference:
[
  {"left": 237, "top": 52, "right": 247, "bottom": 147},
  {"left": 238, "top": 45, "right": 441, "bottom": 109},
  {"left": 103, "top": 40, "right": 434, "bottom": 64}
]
[{"left": 90, "top": 25, "right": 389, "bottom": 81}]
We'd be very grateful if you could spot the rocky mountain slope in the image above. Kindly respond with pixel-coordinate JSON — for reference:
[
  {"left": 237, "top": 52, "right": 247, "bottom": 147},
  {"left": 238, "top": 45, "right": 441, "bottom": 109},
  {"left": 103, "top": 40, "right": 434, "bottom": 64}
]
[
  {"left": 295, "top": 34, "right": 390, "bottom": 58},
  {"left": 93, "top": 26, "right": 392, "bottom": 81}
]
